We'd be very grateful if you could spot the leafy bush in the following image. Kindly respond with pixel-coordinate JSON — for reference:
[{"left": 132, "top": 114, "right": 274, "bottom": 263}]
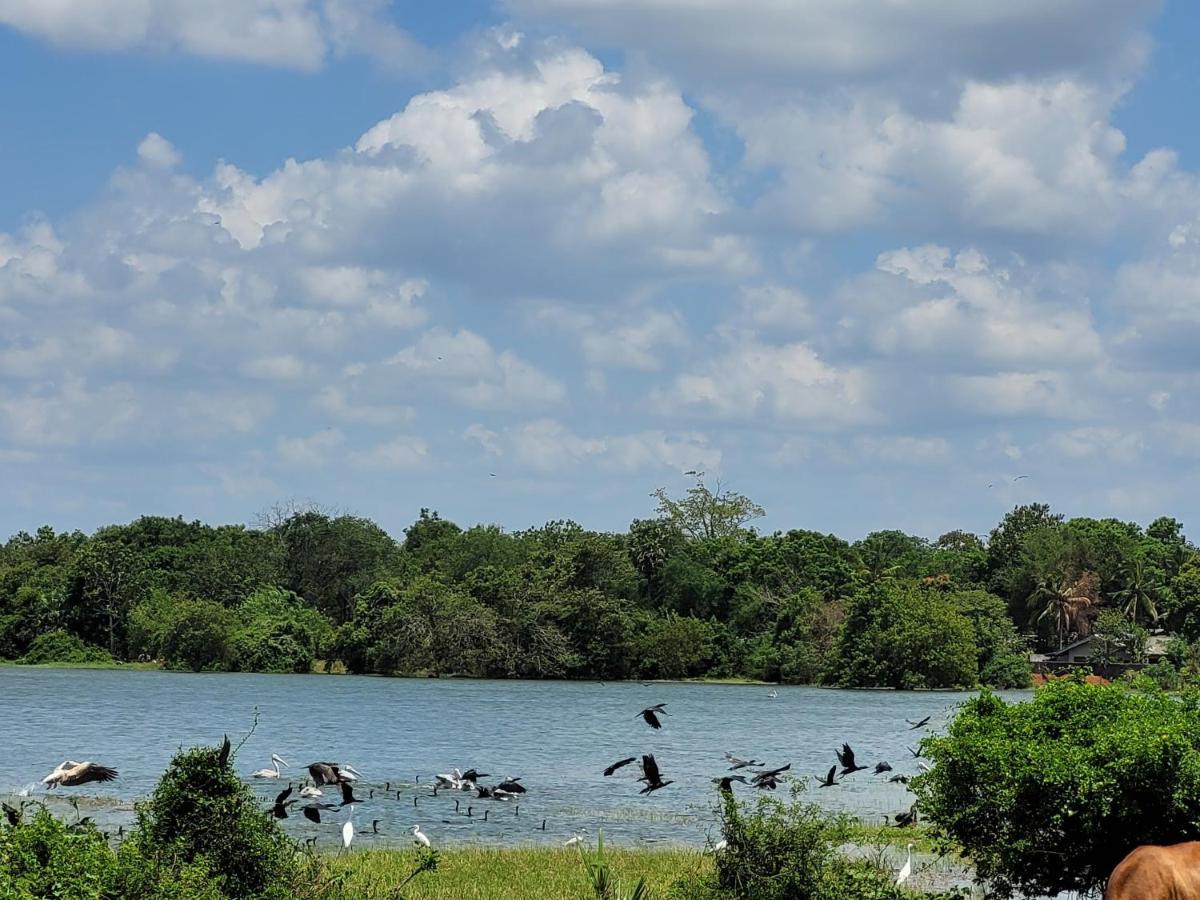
[
  {"left": 19, "top": 629, "right": 113, "bottom": 665},
  {"left": 228, "top": 587, "right": 331, "bottom": 673},
  {"left": 914, "top": 678, "right": 1200, "bottom": 897}
]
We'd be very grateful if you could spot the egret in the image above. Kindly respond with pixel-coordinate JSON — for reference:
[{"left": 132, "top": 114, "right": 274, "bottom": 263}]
[
  {"left": 705, "top": 839, "right": 728, "bottom": 853},
  {"left": 342, "top": 806, "right": 355, "bottom": 850},
  {"left": 412, "top": 824, "right": 431, "bottom": 847},
  {"left": 637, "top": 704, "right": 669, "bottom": 729},
  {"left": 564, "top": 832, "right": 585, "bottom": 847},
  {"left": 895, "top": 843, "right": 913, "bottom": 886},
  {"left": 252, "top": 754, "right": 289, "bottom": 779},
  {"left": 41, "top": 761, "right": 119, "bottom": 788}
]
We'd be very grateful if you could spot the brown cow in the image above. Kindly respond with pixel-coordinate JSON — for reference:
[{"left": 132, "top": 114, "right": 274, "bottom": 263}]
[{"left": 1105, "top": 842, "right": 1200, "bottom": 899}]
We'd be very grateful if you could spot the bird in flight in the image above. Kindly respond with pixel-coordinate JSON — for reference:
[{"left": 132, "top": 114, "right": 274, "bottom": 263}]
[
  {"left": 604, "top": 757, "right": 638, "bottom": 777},
  {"left": 724, "top": 752, "right": 763, "bottom": 770},
  {"left": 637, "top": 704, "right": 669, "bottom": 729},
  {"left": 1013, "top": 474, "right": 1030, "bottom": 481},
  {"left": 750, "top": 763, "right": 791, "bottom": 790},
  {"left": 873, "top": 761, "right": 893, "bottom": 775},
  {"left": 815, "top": 766, "right": 838, "bottom": 788},
  {"left": 906, "top": 745, "right": 923, "bottom": 759},
  {"left": 906, "top": 716, "right": 931, "bottom": 730},
  {"left": 42, "top": 761, "right": 119, "bottom": 788},
  {"left": 339, "top": 782, "right": 363, "bottom": 806},
  {"left": 308, "top": 762, "right": 360, "bottom": 786},
  {"left": 836, "top": 744, "right": 868, "bottom": 776},
  {"left": 638, "top": 754, "right": 672, "bottom": 795},
  {"left": 270, "top": 786, "right": 296, "bottom": 820},
  {"left": 713, "top": 775, "right": 749, "bottom": 794}
]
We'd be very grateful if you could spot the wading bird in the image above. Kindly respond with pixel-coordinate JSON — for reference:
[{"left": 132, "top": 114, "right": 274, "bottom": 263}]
[
  {"left": 815, "top": 766, "right": 838, "bottom": 788},
  {"left": 895, "top": 844, "right": 913, "bottom": 886},
  {"left": 252, "top": 754, "right": 289, "bottom": 779},
  {"left": 342, "top": 806, "right": 354, "bottom": 850},
  {"left": 906, "top": 716, "right": 931, "bottom": 730},
  {"left": 412, "top": 824, "right": 431, "bottom": 847},
  {"left": 564, "top": 831, "right": 586, "bottom": 847},
  {"left": 637, "top": 704, "right": 669, "bottom": 729},
  {"left": 638, "top": 754, "right": 672, "bottom": 795},
  {"left": 42, "top": 761, "right": 119, "bottom": 788},
  {"left": 836, "top": 744, "right": 867, "bottom": 776},
  {"left": 724, "top": 752, "right": 762, "bottom": 771},
  {"left": 604, "top": 757, "right": 637, "bottom": 776},
  {"left": 894, "top": 806, "right": 918, "bottom": 828}
]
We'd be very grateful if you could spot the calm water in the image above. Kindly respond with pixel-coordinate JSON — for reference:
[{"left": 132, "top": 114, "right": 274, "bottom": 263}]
[{"left": 0, "top": 668, "right": 1029, "bottom": 853}]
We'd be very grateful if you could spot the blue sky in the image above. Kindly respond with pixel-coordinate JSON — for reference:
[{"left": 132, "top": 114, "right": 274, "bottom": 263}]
[{"left": 2, "top": 0, "right": 1200, "bottom": 542}]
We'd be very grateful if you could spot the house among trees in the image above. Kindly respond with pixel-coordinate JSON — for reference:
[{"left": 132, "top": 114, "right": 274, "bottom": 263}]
[{"left": 1034, "top": 634, "right": 1172, "bottom": 668}]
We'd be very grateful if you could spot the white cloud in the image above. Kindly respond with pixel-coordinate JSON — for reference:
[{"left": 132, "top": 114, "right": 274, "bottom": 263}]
[
  {"left": 239, "top": 354, "right": 309, "bottom": 381},
  {"left": 855, "top": 435, "right": 949, "bottom": 464},
  {"left": 349, "top": 435, "right": 429, "bottom": 470},
  {"left": 533, "top": 304, "right": 688, "bottom": 370},
  {"left": 276, "top": 429, "right": 344, "bottom": 467},
  {"left": 499, "top": 419, "right": 720, "bottom": 473},
  {"left": 0, "top": 0, "right": 428, "bottom": 70},
  {"left": 137, "top": 133, "right": 181, "bottom": 170},
  {"left": 1047, "top": 427, "right": 1143, "bottom": 463}
]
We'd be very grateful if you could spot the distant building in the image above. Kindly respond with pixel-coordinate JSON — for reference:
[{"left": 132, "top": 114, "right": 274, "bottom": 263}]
[{"left": 1040, "top": 633, "right": 1171, "bottom": 667}]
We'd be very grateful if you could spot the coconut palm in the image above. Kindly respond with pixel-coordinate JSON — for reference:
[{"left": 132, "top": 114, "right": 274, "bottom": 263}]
[
  {"left": 1116, "top": 556, "right": 1160, "bottom": 625},
  {"left": 1028, "top": 574, "right": 1095, "bottom": 649}
]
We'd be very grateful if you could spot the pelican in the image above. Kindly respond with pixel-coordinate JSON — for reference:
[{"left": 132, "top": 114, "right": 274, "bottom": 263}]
[
  {"left": 300, "top": 785, "right": 323, "bottom": 798},
  {"left": 252, "top": 755, "right": 289, "bottom": 779},
  {"left": 895, "top": 843, "right": 913, "bottom": 886},
  {"left": 412, "top": 824, "right": 431, "bottom": 847},
  {"left": 342, "top": 806, "right": 355, "bottom": 850},
  {"left": 767, "top": 689, "right": 778, "bottom": 699},
  {"left": 42, "top": 761, "right": 119, "bottom": 788},
  {"left": 309, "top": 762, "right": 360, "bottom": 786}
]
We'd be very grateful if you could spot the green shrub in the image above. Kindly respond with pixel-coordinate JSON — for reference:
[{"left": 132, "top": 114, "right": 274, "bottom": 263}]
[
  {"left": 914, "top": 678, "right": 1200, "bottom": 897},
  {"left": 0, "top": 806, "right": 116, "bottom": 898},
  {"left": 125, "top": 740, "right": 304, "bottom": 899},
  {"left": 19, "top": 629, "right": 113, "bottom": 665}
]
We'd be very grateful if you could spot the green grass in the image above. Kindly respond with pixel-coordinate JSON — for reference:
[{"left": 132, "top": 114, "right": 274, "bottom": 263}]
[
  {"left": 323, "top": 846, "right": 709, "bottom": 899},
  {"left": 0, "top": 659, "right": 162, "bottom": 671}
]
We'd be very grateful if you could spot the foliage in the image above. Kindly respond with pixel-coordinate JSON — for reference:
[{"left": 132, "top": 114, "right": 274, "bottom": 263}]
[
  {"left": 579, "top": 831, "right": 652, "bottom": 900},
  {"left": 913, "top": 679, "right": 1200, "bottom": 898},
  {"left": 19, "top": 629, "right": 113, "bottom": 665},
  {"left": 652, "top": 480, "right": 764, "bottom": 540},
  {"left": 1091, "top": 609, "right": 1149, "bottom": 666}
]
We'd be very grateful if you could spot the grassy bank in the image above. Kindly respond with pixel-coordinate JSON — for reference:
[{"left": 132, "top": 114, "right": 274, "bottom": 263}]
[
  {"left": 0, "top": 659, "right": 162, "bottom": 671},
  {"left": 324, "top": 846, "right": 709, "bottom": 899}
]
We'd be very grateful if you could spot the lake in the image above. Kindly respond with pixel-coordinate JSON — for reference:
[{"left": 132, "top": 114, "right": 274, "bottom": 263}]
[{"left": 1, "top": 668, "right": 1029, "bottom": 853}]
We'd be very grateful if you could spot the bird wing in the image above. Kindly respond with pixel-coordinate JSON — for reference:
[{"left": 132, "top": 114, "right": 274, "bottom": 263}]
[
  {"left": 825, "top": 766, "right": 837, "bottom": 784},
  {"left": 340, "top": 782, "right": 354, "bottom": 804},
  {"left": 303, "top": 806, "right": 321, "bottom": 824},
  {"left": 643, "top": 710, "right": 662, "bottom": 729},
  {"left": 604, "top": 757, "right": 636, "bottom": 776},
  {"left": 218, "top": 735, "right": 231, "bottom": 768},
  {"left": 275, "top": 786, "right": 293, "bottom": 805},
  {"left": 641, "top": 754, "right": 661, "bottom": 783},
  {"left": 841, "top": 744, "right": 857, "bottom": 768},
  {"left": 72, "top": 763, "right": 119, "bottom": 786}
]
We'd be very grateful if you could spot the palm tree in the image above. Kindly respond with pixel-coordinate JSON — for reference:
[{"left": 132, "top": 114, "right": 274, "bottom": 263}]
[
  {"left": 1028, "top": 574, "right": 1095, "bottom": 649},
  {"left": 1116, "top": 556, "right": 1160, "bottom": 625}
]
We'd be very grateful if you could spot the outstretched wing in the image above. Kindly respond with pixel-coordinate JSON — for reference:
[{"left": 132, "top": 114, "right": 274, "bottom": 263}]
[
  {"left": 604, "top": 757, "right": 637, "bottom": 776},
  {"left": 641, "top": 754, "right": 661, "bottom": 783},
  {"left": 824, "top": 766, "right": 836, "bottom": 785},
  {"left": 840, "top": 743, "right": 856, "bottom": 768},
  {"left": 303, "top": 806, "right": 321, "bottom": 824},
  {"left": 275, "top": 786, "right": 293, "bottom": 806},
  {"left": 78, "top": 764, "right": 119, "bottom": 785}
]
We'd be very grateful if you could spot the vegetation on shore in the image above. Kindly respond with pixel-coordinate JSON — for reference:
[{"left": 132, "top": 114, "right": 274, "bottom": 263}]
[{"left": 3, "top": 483, "right": 1198, "bottom": 688}]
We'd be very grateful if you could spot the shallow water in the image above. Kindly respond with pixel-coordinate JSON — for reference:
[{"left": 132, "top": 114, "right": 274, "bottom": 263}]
[{"left": 1, "top": 668, "right": 1028, "bottom": 860}]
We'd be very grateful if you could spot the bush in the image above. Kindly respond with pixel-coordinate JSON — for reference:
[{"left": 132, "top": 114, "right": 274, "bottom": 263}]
[
  {"left": 914, "top": 678, "right": 1200, "bottom": 897},
  {"left": 19, "top": 629, "right": 113, "bottom": 665},
  {"left": 125, "top": 740, "right": 305, "bottom": 899},
  {"left": 0, "top": 806, "right": 116, "bottom": 897}
]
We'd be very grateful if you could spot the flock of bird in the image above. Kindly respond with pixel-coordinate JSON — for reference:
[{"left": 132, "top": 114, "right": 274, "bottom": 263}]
[{"left": 29, "top": 699, "right": 936, "bottom": 884}]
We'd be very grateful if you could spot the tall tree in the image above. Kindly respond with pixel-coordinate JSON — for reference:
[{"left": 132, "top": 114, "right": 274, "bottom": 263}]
[
  {"left": 1116, "top": 555, "right": 1161, "bottom": 625},
  {"left": 652, "top": 479, "right": 764, "bottom": 540}
]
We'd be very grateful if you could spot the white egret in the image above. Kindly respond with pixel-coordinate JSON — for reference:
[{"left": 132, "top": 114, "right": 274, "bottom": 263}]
[
  {"left": 251, "top": 755, "right": 288, "bottom": 779},
  {"left": 563, "top": 833, "right": 585, "bottom": 848},
  {"left": 342, "top": 806, "right": 355, "bottom": 850},
  {"left": 895, "top": 843, "right": 913, "bottom": 886},
  {"left": 412, "top": 824, "right": 431, "bottom": 847}
]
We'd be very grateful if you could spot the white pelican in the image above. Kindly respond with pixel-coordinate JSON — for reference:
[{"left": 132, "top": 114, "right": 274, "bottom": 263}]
[
  {"left": 252, "top": 754, "right": 288, "bottom": 779},
  {"left": 342, "top": 806, "right": 355, "bottom": 850},
  {"left": 895, "top": 843, "right": 913, "bottom": 886},
  {"left": 300, "top": 784, "right": 323, "bottom": 798},
  {"left": 42, "top": 761, "right": 119, "bottom": 788},
  {"left": 412, "top": 824, "right": 431, "bottom": 847},
  {"left": 767, "top": 689, "right": 778, "bottom": 699}
]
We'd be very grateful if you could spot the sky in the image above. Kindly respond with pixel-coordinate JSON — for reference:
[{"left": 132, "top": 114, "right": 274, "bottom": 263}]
[{"left": 2, "top": 0, "right": 1200, "bottom": 542}]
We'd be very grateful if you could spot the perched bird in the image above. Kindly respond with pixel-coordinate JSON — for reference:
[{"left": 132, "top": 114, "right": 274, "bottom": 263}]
[
  {"left": 42, "top": 761, "right": 119, "bottom": 788},
  {"left": 895, "top": 843, "right": 913, "bottom": 886},
  {"left": 637, "top": 704, "right": 669, "bottom": 729},
  {"left": 270, "top": 786, "right": 296, "bottom": 820},
  {"left": 815, "top": 766, "right": 838, "bottom": 788},
  {"left": 638, "top": 754, "right": 672, "bottom": 795},
  {"left": 836, "top": 744, "right": 867, "bottom": 776},
  {"left": 339, "top": 782, "right": 362, "bottom": 807},
  {"left": 497, "top": 777, "right": 526, "bottom": 794},
  {"left": 412, "top": 824, "right": 431, "bottom": 847},
  {"left": 252, "top": 754, "right": 289, "bottom": 779},
  {"left": 724, "top": 752, "right": 762, "bottom": 771},
  {"left": 604, "top": 757, "right": 637, "bottom": 777},
  {"left": 873, "top": 762, "right": 893, "bottom": 775},
  {"left": 713, "top": 775, "right": 749, "bottom": 794},
  {"left": 906, "top": 716, "right": 931, "bottom": 730}
]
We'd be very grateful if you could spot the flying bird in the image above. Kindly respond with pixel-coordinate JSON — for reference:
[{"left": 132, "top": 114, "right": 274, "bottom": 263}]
[
  {"left": 637, "top": 704, "right": 669, "bottom": 729},
  {"left": 638, "top": 754, "right": 672, "bottom": 795},
  {"left": 1013, "top": 474, "right": 1030, "bottom": 482},
  {"left": 604, "top": 757, "right": 637, "bottom": 776},
  {"left": 836, "top": 744, "right": 867, "bottom": 776},
  {"left": 270, "top": 786, "right": 296, "bottom": 819},
  {"left": 906, "top": 746, "right": 923, "bottom": 759},
  {"left": 462, "top": 768, "right": 489, "bottom": 782},
  {"left": 906, "top": 716, "right": 931, "bottom": 730},
  {"left": 713, "top": 775, "right": 749, "bottom": 794},
  {"left": 41, "top": 761, "right": 119, "bottom": 788},
  {"left": 815, "top": 766, "right": 838, "bottom": 788},
  {"left": 751, "top": 763, "right": 790, "bottom": 790},
  {"left": 873, "top": 761, "right": 893, "bottom": 775},
  {"left": 725, "top": 752, "right": 762, "bottom": 770},
  {"left": 339, "top": 782, "right": 362, "bottom": 806},
  {"left": 308, "top": 762, "right": 360, "bottom": 786}
]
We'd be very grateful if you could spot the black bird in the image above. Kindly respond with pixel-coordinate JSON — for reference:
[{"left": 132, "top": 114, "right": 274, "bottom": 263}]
[
  {"left": 2, "top": 803, "right": 19, "bottom": 827},
  {"left": 750, "top": 763, "right": 791, "bottom": 788},
  {"left": 713, "top": 775, "right": 749, "bottom": 794},
  {"left": 476, "top": 785, "right": 495, "bottom": 799},
  {"left": 888, "top": 774, "right": 910, "bottom": 785},
  {"left": 308, "top": 762, "right": 359, "bottom": 786},
  {"left": 638, "top": 754, "right": 672, "bottom": 795},
  {"left": 358, "top": 820, "right": 381, "bottom": 835},
  {"left": 815, "top": 766, "right": 838, "bottom": 788},
  {"left": 302, "top": 805, "right": 322, "bottom": 824},
  {"left": 906, "top": 716, "right": 931, "bottom": 730},
  {"left": 271, "top": 786, "right": 296, "bottom": 819},
  {"left": 894, "top": 807, "right": 918, "bottom": 828},
  {"left": 217, "top": 735, "right": 231, "bottom": 768},
  {"left": 906, "top": 746, "right": 923, "bottom": 759},
  {"left": 339, "top": 782, "right": 362, "bottom": 806},
  {"left": 836, "top": 744, "right": 867, "bottom": 776},
  {"left": 873, "top": 762, "right": 893, "bottom": 775},
  {"left": 637, "top": 704, "right": 669, "bottom": 729},
  {"left": 604, "top": 756, "right": 637, "bottom": 776},
  {"left": 497, "top": 777, "right": 526, "bottom": 794}
]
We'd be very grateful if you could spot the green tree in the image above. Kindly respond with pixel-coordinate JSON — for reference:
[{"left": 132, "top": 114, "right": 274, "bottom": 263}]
[
  {"left": 652, "top": 479, "right": 764, "bottom": 540},
  {"left": 1116, "top": 554, "right": 1161, "bottom": 625},
  {"left": 66, "top": 540, "right": 146, "bottom": 656},
  {"left": 1026, "top": 572, "right": 1096, "bottom": 649}
]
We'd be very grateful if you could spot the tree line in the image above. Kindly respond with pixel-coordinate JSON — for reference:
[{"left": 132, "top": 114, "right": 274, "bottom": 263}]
[{"left": 3, "top": 483, "right": 1197, "bottom": 688}]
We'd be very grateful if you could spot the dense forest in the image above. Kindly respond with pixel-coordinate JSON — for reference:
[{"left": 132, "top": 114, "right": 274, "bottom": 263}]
[{"left": 2, "top": 481, "right": 1198, "bottom": 688}]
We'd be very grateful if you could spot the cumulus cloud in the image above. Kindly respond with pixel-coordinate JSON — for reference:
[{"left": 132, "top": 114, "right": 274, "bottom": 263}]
[
  {"left": 0, "top": 0, "right": 429, "bottom": 70},
  {"left": 532, "top": 304, "right": 688, "bottom": 370},
  {"left": 485, "top": 419, "right": 720, "bottom": 473}
]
